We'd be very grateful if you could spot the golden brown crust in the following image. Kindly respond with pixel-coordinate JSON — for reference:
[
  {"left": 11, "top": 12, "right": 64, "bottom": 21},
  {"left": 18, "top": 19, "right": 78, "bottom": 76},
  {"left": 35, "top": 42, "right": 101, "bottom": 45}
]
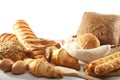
[
  {"left": 74, "top": 33, "right": 100, "bottom": 49},
  {"left": 13, "top": 19, "right": 61, "bottom": 59},
  {"left": 84, "top": 51, "right": 120, "bottom": 76},
  {"left": 77, "top": 12, "right": 120, "bottom": 45},
  {"left": 95, "top": 58, "right": 120, "bottom": 75},
  {"left": 13, "top": 19, "right": 46, "bottom": 58},
  {"left": 51, "top": 48, "right": 80, "bottom": 70},
  {"left": 24, "top": 57, "right": 63, "bottom": 78},
  {"left": 0, "top": 33, "right": 17, "bottom": 42},
  {"left": 0, "top": 40, "right": 26, "bottom": 62}
]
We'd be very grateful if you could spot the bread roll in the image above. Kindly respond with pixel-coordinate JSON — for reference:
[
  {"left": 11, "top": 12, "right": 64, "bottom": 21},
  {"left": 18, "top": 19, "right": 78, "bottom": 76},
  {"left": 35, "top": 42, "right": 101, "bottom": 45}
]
[
  {"left": 0, "top": 40, "right": 26, "bottom": 61},
  {"left": 84, "top": 51, "right": 120, "bottom": 76},
  {"left": 77, "top": 12, "right": 120, "bottom": 45},
  {"left": 74, "top": 33, "right": 100, "bottom": 49}
]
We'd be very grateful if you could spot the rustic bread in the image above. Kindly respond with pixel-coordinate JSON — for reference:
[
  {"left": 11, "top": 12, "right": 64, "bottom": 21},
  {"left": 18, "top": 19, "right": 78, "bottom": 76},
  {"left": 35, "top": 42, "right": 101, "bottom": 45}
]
[{"left": 77, "top": 12, "right": 120, "bottom": 45}]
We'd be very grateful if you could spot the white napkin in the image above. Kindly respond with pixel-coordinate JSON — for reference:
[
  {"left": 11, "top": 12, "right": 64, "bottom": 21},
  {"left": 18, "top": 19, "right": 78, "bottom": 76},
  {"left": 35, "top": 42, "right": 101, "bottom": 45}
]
[{"left": 63, "top": 42, "right": 111, "bottom": 63}]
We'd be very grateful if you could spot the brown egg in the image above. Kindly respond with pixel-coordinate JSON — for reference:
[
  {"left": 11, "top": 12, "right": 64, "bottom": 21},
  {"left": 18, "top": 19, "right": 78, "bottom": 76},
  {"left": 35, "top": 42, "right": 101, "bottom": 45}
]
[
  {"left": 12, "top": 60, "right": 26, "bottom": 74},
  {"left": 0, "top": 59, "right": 14, "bottom": 72}
]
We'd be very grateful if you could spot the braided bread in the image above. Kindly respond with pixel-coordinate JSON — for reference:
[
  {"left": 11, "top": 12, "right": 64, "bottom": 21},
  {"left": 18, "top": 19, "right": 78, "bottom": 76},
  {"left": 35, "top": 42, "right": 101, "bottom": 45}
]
[{"left": 84, "top": 51, "right": 120, "bottom": 76}]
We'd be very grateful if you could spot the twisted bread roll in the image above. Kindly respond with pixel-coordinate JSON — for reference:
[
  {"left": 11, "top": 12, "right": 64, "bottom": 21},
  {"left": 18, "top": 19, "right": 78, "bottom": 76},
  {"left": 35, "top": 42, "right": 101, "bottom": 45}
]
[
  {"left": 0, "top": 33, "right": 17, "bottom": 42},
  {"left": 51, "top": 48, "right": 80, "bottom": 70},
  {"left": 24, "top": 57, "right": 63, "bottom": 78}
]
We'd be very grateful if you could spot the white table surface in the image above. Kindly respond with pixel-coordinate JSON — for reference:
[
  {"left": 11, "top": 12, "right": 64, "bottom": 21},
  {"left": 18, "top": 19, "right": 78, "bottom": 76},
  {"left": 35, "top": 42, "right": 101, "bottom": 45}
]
[{"left": 0, "top": 69, "right": 120, "bottom": 80}]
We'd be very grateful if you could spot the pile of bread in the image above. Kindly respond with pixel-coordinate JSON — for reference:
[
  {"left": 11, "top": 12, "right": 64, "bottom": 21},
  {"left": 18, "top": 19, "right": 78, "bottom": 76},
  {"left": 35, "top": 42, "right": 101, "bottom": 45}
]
[
  {"left": 0, "top": 12, "right": 120, "bottom": 79},
  {"left": 70, "top": 12, "right": 120, "bottom": 77},
  {"left": 0, "top": 19, "right": 81, "bottom": 78}
]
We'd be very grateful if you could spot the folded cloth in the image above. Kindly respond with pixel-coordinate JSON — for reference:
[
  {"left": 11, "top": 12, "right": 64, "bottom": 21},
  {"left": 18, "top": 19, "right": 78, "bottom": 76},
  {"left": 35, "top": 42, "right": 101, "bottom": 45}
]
[{"left": 63, "top": 42, "right": 111, "bottom": 63}]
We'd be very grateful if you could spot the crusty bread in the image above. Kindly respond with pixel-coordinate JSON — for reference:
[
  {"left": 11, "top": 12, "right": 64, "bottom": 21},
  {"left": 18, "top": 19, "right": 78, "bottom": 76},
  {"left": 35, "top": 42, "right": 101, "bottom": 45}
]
[
  {"left": 13, "top": 19, "right": 46, "bottom": 58},
  {"left": 0, "top": 33, "right": 17, "bottom": 42},
  {"left": 74, "top": 33, "right": 100, "bottom": 49},
  {"left": 13, "top": 19, "right": 43, "bottom": 50},
  {"left": 13, "top": 19, "right": 61, "bottom": 59},
  {"left": 77, "top": 12, "right": 120, "bottom": 45},
  {"left": 0, "top": 40, "right": 26, "bottom": 61},
  {"left": 84, "top": 51, "right": 120, "bottom": 76}
]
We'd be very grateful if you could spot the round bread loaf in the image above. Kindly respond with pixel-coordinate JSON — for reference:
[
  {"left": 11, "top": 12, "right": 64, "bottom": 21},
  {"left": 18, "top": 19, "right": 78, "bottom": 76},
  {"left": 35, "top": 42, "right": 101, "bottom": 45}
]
[
  {"left": 0, "top": 40, "right": 26, "bottom": 61},
  {"left": 74, "top": 33, "right": 100, "bottom": 49}
]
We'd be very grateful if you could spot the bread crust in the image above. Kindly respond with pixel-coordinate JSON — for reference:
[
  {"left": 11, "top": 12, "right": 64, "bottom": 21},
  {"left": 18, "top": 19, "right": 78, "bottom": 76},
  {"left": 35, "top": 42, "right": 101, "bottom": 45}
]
[{"left": 77, "top": 12, "right": 120, "bottom": 45}]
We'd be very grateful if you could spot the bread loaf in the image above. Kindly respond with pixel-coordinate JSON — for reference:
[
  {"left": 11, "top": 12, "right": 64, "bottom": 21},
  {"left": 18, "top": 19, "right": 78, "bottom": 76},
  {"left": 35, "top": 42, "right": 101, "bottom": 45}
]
[
  {"left": 13, "top": 19, "right": 45, "bottom": 58},
  {"left": 84, "top": 51, "right": 120, "bottom": 76},
  {"left": 0, "top": 33, "right": 17, "bottom": 42},
  {"left": 13, "top": 19, "right": 41, "bottom": 50},
  {"left": 77, "top": 12, "right": 120, "bottom": 45},
  {"left": 13, "top": 19, "right": 61, "bottom": 59}
]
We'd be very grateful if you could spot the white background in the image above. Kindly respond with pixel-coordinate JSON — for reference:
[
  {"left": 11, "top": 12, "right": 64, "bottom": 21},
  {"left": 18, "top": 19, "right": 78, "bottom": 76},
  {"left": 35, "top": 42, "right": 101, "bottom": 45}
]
[
  {"left": 0, "top": 0, "right": 120, "bottom": 80},
  {"left": 0, "top": 0, "right": 120, "bottom": 40}
]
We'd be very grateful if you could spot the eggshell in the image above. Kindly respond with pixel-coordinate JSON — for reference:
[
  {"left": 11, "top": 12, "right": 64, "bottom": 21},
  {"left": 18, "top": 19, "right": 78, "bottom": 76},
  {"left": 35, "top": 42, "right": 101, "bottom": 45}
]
[
  {"left": 0, "top": 59, "right": 14, "bottom": 72},
  {"left": 12, "top": 61, "right": 26, "bottom": 74}
]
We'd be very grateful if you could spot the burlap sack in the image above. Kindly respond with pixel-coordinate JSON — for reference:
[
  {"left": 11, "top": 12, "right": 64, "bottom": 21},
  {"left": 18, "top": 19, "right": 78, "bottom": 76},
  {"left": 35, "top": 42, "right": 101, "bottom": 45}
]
[{"left": 77, "top": 12, "right": 120, "bottom": 45}]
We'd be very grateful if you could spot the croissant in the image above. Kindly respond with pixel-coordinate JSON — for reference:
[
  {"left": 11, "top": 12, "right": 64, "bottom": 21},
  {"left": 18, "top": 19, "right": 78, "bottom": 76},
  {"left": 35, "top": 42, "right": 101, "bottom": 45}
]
[
  {"left": 0, "top": 33, "right": 17, "bottom": 42},
  {"left": 84, "top": 51, "right": 120, "bottom": 76},
  {"left": 24, "top": 57, "right": 63, "bottom": 78},
  {"left": 51, "top": 48, "right": 80, "bottom": 70}
]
